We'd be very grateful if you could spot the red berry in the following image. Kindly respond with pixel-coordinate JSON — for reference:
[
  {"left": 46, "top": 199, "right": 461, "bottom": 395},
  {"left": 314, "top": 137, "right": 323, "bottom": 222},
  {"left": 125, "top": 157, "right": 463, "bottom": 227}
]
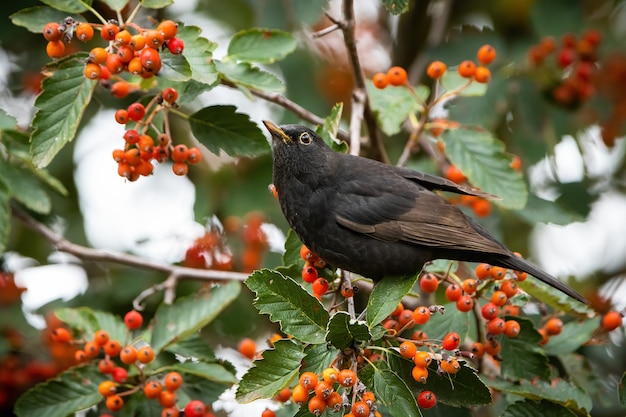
[
  {"left": 387, "top": 66, "right": 408, "bottom": 86},
  {"left": 481, "top": 302, "right": 499, "bottom": 320},
  {"left": 184, "top": 400, "right": 206, "bottom": 417},
  {"left": 301, "top": 265, "right": 318, "bottom": 283},
  {"left": 372, "top": 73, "right": 389, "bottom": 89},
  {"left": 101, "top": 23, "right": 120, "bottom": 41},
  {"left": 167, "top": 38, "right": 185, "bottom": 54},
  {"left": 442, "top": 331, "right": 461, "bottom": 350},
  {"left": 312, "top": 277, "right": 329, "bottom": 296},
  {"left": 477, "top": 44, "right": 496, "bottom": 65},
  {"left": 419, "top": 273, "right": 439, "bottom": 293},
  {"left": 127, "top": 103, "right": 146, "bottom": 121},
  {"left": 124, "top": 310, "right": 143, "bottom": 329},
  {"left": 557, "top": 48, "right": 576, "bottom": 68},
  {"left": 417, "top": 390, "right": 436, "bottom": 409},
  {"left": 445, "top": 284, "right": 462, "bottom": 301},
  {"left": 111, "top": 367, "right": 128, "bottom": 383},
  {"left": 426, "top": 61, "right": 447, "bottom": 79},
  {"left": 162, "top": 87, "right": 179, "bottom": 103},
  {"left": 455, "top": 294, "right": 474, "bottom": 312},
  {"left": 602, "top": 311, "right": 623, "bottom": 332}
]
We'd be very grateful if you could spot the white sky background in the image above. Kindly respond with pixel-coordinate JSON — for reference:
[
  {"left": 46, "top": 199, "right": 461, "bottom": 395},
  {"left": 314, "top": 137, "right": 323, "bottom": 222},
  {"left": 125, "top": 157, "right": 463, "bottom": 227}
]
[{"left": 2, "top": 0, "right": 626, "bottom": 413}]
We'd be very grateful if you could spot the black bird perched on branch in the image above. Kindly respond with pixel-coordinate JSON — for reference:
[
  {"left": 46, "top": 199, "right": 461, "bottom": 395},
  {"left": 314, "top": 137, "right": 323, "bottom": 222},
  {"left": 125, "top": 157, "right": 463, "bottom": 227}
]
[{"left": 263, "top": 121, "right": 586, "bottom": 304}]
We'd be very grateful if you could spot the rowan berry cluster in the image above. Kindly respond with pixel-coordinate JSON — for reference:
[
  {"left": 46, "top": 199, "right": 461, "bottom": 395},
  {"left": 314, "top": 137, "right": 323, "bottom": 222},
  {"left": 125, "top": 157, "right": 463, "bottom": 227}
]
[
  {"left": 299, "top": 245, "right": 340, "bottom": 298},
  {"left": 426, "top": 43, "right": 496, "bottom": 83},
  {"left": 50, "top": 310, "right": 212, "bottom": 416},
  {"left": 528, "top": 31, "right": 600, "bottom": 110}
]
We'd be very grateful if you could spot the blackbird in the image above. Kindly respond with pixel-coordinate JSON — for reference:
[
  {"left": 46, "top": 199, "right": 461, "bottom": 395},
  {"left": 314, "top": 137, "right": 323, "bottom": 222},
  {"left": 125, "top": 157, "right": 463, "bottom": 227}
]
[{"left": 263, "top": 121, "right": 586, "bottom": 304}]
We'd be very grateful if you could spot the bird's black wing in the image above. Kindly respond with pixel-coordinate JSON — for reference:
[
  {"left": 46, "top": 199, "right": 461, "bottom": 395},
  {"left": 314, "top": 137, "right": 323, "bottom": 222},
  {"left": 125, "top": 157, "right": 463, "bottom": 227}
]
[
  {"left": 396, "top": 167, "right": 499, "bottom": 199},
  {"left": 332, "top": 164, "right": 509, "bottom": 255}
]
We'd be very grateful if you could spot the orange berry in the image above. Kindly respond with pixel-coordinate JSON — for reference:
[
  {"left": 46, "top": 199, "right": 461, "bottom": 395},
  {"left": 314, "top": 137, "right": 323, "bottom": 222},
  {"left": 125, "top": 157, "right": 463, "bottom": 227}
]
[
  {"left": 127, "top": 57, "right": 143, "bottom": 76},
  {"left": 172, "top": 162, "right": 188, "bottom": 176},
  {"left": 124, "top": 310, "right": 143, "bottom": 329},
  {"left": 445, "top": 165, "right": 466, "bottom": 183},
  {"left": 413, "top": 351, "right": 432, "bottom": 367},
  {"left": 158, "top": 20, "right": 179, "bottom": 40},
  {"left": 46, "top": 41, "right": 65, "bottom": 59},
  {"left": 76, "top": 23, "right": 94, "bottom": 42},
  {"left": 491, "top": 290, "right": 508, "bottom": 306},
  {"left": 89, "top": 47, "right": 108, "bottom": 65},
  {"left": 261, "top": 408, "right": 276, "bottom": 417},
  {"left": 504, "top": 320, "right": 521, "bottom": 337},
  {"left": 111, "top": 81, "right": 130, "bottom": 98},
  {"left": 601, "top": 311, "right": 623, "bottom": 332},
  {"left": 274, "top": 386, "right": 291, "bottom": 402},
  {"left": 337, "top": 369, "right": 356, "bottom": 387},
  {"left": 481, "top": 302, "right": 499, "bottom": 320},
  {"left": 291, "top": 384, "right": 309, "bottom": 404},
  {"left": 162, "top": 407, "right": 180, "bottom": 417},
  {"left": 372, "top": 72, "right": 389, "bottom": 89},
  {"left": 473, "top": 66, "right": 491, "bottom": 83},
  {"left": 490, "top": 266, "right": 507, "bottom": 280},
  {"left": 158, "top": 390, "right": 177, "bottom": 408},
  {"left": 387, "top": 66, "right": 408, "bottom": 86},
  {"left": 462, "top": 278, "right": 477, "bottom": 294},
  {"left": 105, "top": 394, "right": 124, "bottom": 411},
  {"left": 351, "top": 400, "right": 370, "bottom": 417},
  {"left": 164, "top": 371, "right": 183, "bottom": 391},
  {"left": 120, "top": 345, "right": 137, "bottom": 364},
  {"left": 412, "top": 305, "right": 431, "bottom": 324},
  {"left": 74, "top": 350, "right": 87, "bottom": 363},
  {"left": 485, "top": 338, "right": 501, "bottom": 355},
  {"left": 411, "top": 365, "right": 428, "bottom": 383},
  {"left": 311, "top": 277, "right": 329, "bottom": 296},
  {"left": 458, "top": 60, "right": 476, "bottom": 78},
  {"left": 308, "top": 395, "right": 327, "bottom": 415},
  {"left": 114, "top": 30, "right": 131, "bottom": 45},
  {"left": 238, "top": 338, "right": 256, "bottom": 360},
  {"left": 98, "top": 380, "right": 117, "bottom": 396},
  {"left": 500, "top": 280, "right": 518, "bottom": 298},
  {"left": 106, "top": 54, "right": 125, "bottom": 74},
  {"left": 487, "top": 317, "right": 506, "bottom": 335},
  {"left": 101, "top": 23, "right": 119, "bottom": 41},
  {"left": 84, "top": 63, "right": 101, "bottom": 80},
  {"left": 472, "top": 198, "right": 492, "bottom": 217},
  {"left": 299, "top": 371, "right": 319, "bottom": 390},
  {"left": 419, "top": 272, "right": 439, "bottom": 293},
  {"left": 314, "top": 380, "right": 333, "bottom": 400},
  {"left": 117, "top": 45, "right": 134, "bottom": 63},
  {"left": 471, "top": 342, "right": 485, "bottom": 358},
  {"left": 477, "top": 44, "right": 496, "bottom": 65},
  {"left": 445, "top": 284, "right": 462, "bottom": 301},
  {"left": 326, "top": 391, "right": 342, "bottom": 410},
  {"left": 538, "top": 328, "right": 550, "bottom": 345},
  {"left": 391, "top": 302, "right": 405, "bottom": 317},
  {"left": 171, "top": 144, "right": 189, "bottom": 162},
  {"left": 399, "top": 341, "right": 417, "bottom": 359},
  {"left": 98, "top": 358, "right": 115, "bottom": 374},
  {"left": 93, "top": 330, "right": 110, "bottom": 346},
  {"left": 145, "top": 30, "right": 165, "bottom": 48},
  {"left": 398, "top": 308, "right": 414, "bottom": 327},
  {"left": 412, "top": 330, "right": 428, "bottom": 341},
  {"left": 84, "top": 341, "right": 100, "bottom": 358},
  {"left": 440, "top": 356, "right": 460, "bottom": 374},
  {"left": 511, "top": 155, "right": 522, "bottom": 171},
  {"left": 144, "top": 380, "right": 163, "bottom": 399},
  {"left": 456, "top": 294, "right": 474, "bottom": 312},
  {"left": 140, "top": 47, "right": 161, "bottom": 69},
  {"left": 426, "top": 61, "right": 447, "bottom": 79},
  {"left": 43, "top": 22, "right": 62, "bottom": 42},
  {"left": 51, "top": 327, "right": 71, "bottom": 343},
  {"left": 545, "top": 317, "right": 563, "bottom": 335},
  {"left": 137, "top": 346, "right": 155, "bottom": 363},
  {"left": 502, "top": 304, "right": 520, "bottom": 316},
  {"left": 442, "top": 331, "right": 461, "bottom": 350},
  {"left": 475, "top": 263, "right": 491, "bottom": 279}
]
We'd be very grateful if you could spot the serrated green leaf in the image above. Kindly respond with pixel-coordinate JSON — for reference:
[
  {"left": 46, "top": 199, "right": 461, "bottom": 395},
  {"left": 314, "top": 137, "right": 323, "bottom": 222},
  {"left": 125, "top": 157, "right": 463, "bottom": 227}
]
[
  {"left": 91, "top": 310, "right": 127, "bottom": 344},
  {"left": 140, "top": 0, "right": 173, "bottom": 8},
  {"left": 178, "top": 25, "right": 219, "bottom": 86},
  {"left": 502, "top": 399, "right": 578, "bottom": 417},
  {"left": 544, "top": 316, "right": 600, "bottom": 355},
  {"left": 216, "top": 60, "right": 284, "bottom": 92},
  {"left": 236, "top": 339, "right": 305, "bottom": 403},
  {"left": 282, "top": 229, "right": 304, "bottom": 268},
  {"left": 441, "top": 127, "right": 527, "bottom": 209},
  {"left": 166, "top": 335, "right": 216, "bottom": 362},
  {"left": 360, "top": 362, "right": 421, "bottom": 417},
  {"left": 0, "top": 159, "right": 50, "bottom": 214},
  {"left": 499, "top": 317, "right": 549, "bottom": 380},
  {"left": 40, "top": 0, "right": 90, "bottom": 13},
  {"left": 101, "top": 0, "right": 129, "bottom": 11},
  {"left": 150, "top": 281, "right": 241, "bottom": 353},
  {"left": 177, "top": 374, "right": 232, "bottom": 406},
  {"left": 442, "top": 70, "right": 488, "bottom": 97},
  {"left": 484, "top": 377, "right": 592, "bottom": 412},
  {"left": 31, "top": 57, "right": 96, "bottom": 168},
  {"left": 381, "top": 0, "right": 409, "bottom": 15},
  {"left": 367, "top": 82, "right": 426, "bottom": 136},
  {"left": 0, "top": 108, "right": 17, "bottom": 130},
  {"left": 159, "top": 361, "right": 237, "bottom": 384},
  {"left": 316, "top": 103, "right": 348, "bottom": 153},
  {"left": 326, "top": 312, "right": 371, "bottom": 349},
  {"left": 159, "top": 52, "right": 192, "bottom": 82},
  {"left": 419, "top": 302, "right": 470, "bottom": 341},
  {"left": 517, "top": 279, "right": 592, "bottom": 316},
  {"left": 14, "top": 365, "right": 106, "bottom": 417},
  {"left": 301, "top": 343, "right": 338, "bottom": 375},
  {"left": 10, "top": 7, "right": 83, "bottom": 33},
  {"left": 226, "top": 28, "right": 297, "bottom": 63},
  {"left": 366, "top": 274, "right": 419, "bottom": 326},
  {"left": 189, "top": 105, "right": 270, "bottom": 158},
  {"left": 245, "top": 269, "right": 330, "bottom": 344},
  {"left": 117, "top": 393, "right": 163, "bottom": 417},
  {"left": 55, "top": 307, "right": 99, "bottom": 336},
  {"left": 0, "top": 180, "right": 10, "bottom": 254}
]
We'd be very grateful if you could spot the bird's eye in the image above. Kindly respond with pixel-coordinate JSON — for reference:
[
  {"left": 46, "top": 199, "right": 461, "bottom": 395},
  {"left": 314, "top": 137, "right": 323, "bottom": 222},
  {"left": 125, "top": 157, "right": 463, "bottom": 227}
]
[{"left": 299, "top": 132, "right": 312, "bottom": 145}]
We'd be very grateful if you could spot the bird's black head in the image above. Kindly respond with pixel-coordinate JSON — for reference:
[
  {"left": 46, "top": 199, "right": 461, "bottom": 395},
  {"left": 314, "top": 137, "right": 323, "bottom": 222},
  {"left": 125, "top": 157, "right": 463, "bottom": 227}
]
[{"left": 263, "top": 120, "right": 330, "bottom": 154}]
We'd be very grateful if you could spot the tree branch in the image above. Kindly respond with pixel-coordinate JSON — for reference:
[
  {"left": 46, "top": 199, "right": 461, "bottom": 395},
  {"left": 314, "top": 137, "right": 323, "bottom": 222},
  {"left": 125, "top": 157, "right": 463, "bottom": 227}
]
[{"left": 12, "top": 206, "right": 249, "bottom": 282}]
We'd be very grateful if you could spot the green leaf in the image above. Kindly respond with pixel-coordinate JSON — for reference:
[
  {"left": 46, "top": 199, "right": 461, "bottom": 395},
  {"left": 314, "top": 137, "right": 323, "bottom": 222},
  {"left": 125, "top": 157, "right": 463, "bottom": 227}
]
[
  {"left": 0, "top": 180, "right": 10, "bottom": 254},
  {"left": 150, "top": 281, "right": 241, "bottom": 353},
  {"left": 159, "top": 52, "right": 192, "bottom": 82},
  {"left": 159, "top": 361, "right": 237, "bottom": 384},
  {"left": 91, "top": 310, "right": 127, "bottom": 344},
  {"left": 245, "top": 269, "right": 330, "bottom": 344},
  {"left": 419, "top": 302, "right": 470, "bottom": 341},
  {"left": 514, "top": 194, "right": 584, "bottom": 225},
  {"left": 441, "top": 127, "right": 528, "bottom": 209},
  {"left": 166, "top": 334, "right": 216, "bottom": 362},
  {"left": 619, "top": 372, "right": 626, "bottom": 410},
  {"left": 502, "top": 399, "right": 578, "bottom": 417},
  {"left": 177, "top": 374, "right": 232, "bottom": 406},
  {"left": 442, "top": 70, "right": 488, "bottom": 97},
  {"left": 39, "top": 0, "right": 90, "bottom": 13},
  {"left": 226, "top": 28, "right": 297, "bottom": 63},
  {"left": 360, "top": 362, "right": 421, "bottom": 417},
  {"left": 140, "top": 0, "right": 173, "bottom": 8},
  {"left": 499, "top": 317, "right": 549, "bottom": 380},
  {"left": 366, "top": 274, "right": 419, "bottom": 326},
  {"left": 484, "top": 377, "right": 592, "bottom": 413},
  {"left": 0, "top": 159, "right": 50, "bottom": 214},
  {"left": 301, "top": 343, "right": 338, "bottom": 375},
  {"left": 178, "top": 25, "right": 219, "bottom": 86},
  {"left": 54, "top": 307, "right": 127, "bottom": 343},
  {"left": 14, "top": 365, "right": 106, "bottom": 417},
  {"left": 282, "top": 229, "right": 304, "bottom": 268},
  {"left": 316, "top": 103, "right": 348, "bottom": 153},
  {"left": 381, "top": 0, "right": 410, "bottom": 15},
  {"left": 216, "top": 60, "right": 284, "bottom": 92},
  {"left": 101, "top": 0, "right": 129, "bottom": 11},
  {"left": 189, "top": 105, "right": 270, "bottom": 158},
  {"left": 30, "top": 57, "right": 97, "bottom": 168},
  {"left": 10, "top": 7, "right": 84, "bottom": 34},
  {"left": 544, "top": 316, "right": 600, "bottom": 355},
  {"left": 236, "top": 339, "right": 305, "bottom": 403},
  {"left": 326, "top": 312, "right": 371, "bottom": 349},
  {"left": 0, "top": 108, "right": 17, "bottom": 130},
  {"left": 517, "top": 279, "right": 592, "bottom": 316},
  {"left": 367, "top": 82, "right": 425, "bottom": 136}
]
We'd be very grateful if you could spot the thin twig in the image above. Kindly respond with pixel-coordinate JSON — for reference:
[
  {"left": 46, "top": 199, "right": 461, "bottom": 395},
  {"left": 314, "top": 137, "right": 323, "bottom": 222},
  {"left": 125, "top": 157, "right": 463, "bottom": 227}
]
[
  {"left": 12, "top": 206, "right": 249, "bottom": 282},
  {"left": 349, "top": 90, "right": 366, "bottom": 155},
  {"left": 312, "top": 22, "right": 341, "bottom": 39}
]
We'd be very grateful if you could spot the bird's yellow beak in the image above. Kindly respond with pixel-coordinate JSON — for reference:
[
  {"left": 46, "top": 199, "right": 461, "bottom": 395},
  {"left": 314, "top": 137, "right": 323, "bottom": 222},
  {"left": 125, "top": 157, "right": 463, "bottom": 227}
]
[{"left": 263, "top": 120, "right": 292, "bottom": 144}]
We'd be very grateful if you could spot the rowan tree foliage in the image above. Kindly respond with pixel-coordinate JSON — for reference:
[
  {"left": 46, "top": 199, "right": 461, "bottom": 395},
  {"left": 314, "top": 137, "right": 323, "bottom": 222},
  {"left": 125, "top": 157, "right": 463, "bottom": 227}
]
[{"left": 1, "top": 0, "right": 626, "bottom": 416}]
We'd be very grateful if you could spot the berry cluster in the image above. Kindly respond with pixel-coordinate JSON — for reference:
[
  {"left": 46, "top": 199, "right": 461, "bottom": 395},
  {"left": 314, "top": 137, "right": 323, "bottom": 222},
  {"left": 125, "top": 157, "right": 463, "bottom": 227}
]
[
  {"left": 50, "top": 310, "right": 213, "bottom": 416},
  {"left": 299, "top": 245, "right": 335, "bottom": 298},
  {"left": 112, "top": 87, "right": 203, "bottom": 181},
  {"left": 426, "top": 43, "right": 496, "bottom": 83},
  {"left": 528, "top": 31, "right": 600, "bottom": 111}
]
